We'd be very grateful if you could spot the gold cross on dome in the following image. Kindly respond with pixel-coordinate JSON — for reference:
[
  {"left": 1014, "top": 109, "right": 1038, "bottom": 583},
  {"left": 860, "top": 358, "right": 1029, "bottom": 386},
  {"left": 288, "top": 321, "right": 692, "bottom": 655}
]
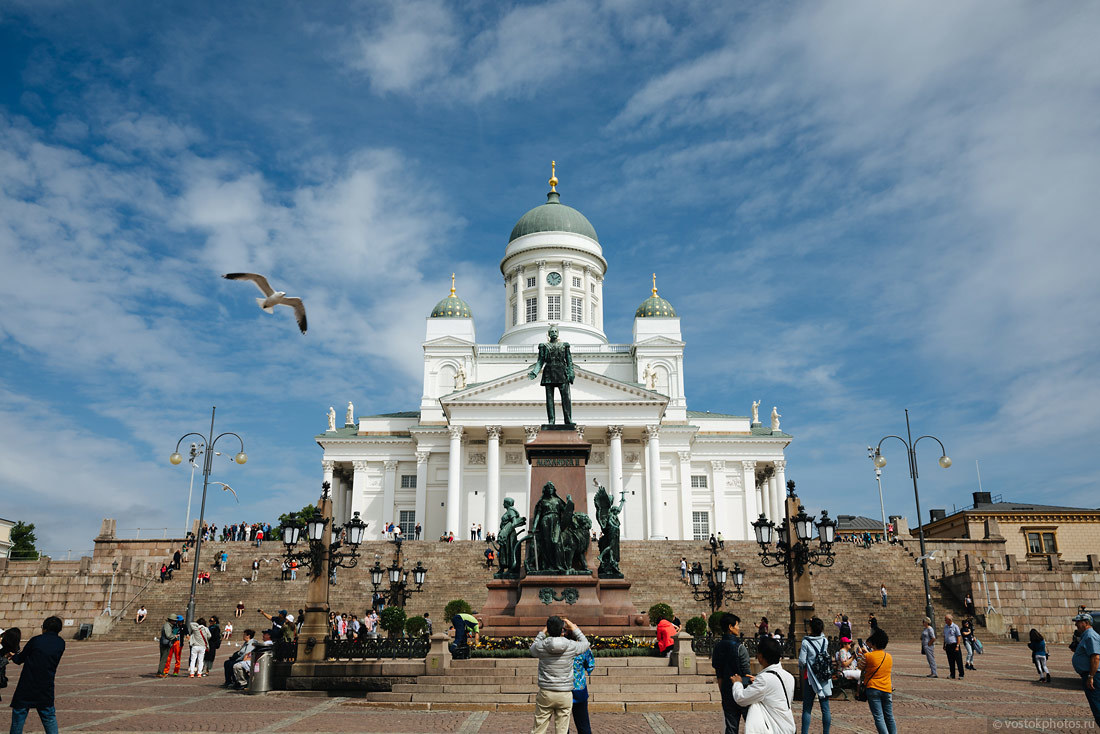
[
  {"left": 549, "top": 160, "right": 558, "bottom": 191},
  {"left": 652, "top": 272, "right": 658, "bottom": 296},
  {"left": 450, "top": 272, "right": 456, "bottom": 296}
]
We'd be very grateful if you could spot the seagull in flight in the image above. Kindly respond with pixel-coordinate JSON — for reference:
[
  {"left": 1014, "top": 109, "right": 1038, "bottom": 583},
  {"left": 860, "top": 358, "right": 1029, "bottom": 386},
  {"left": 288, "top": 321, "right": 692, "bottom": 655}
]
[
  {"left": 914, "top": 550, "right": 938, "bottom": 564},
  {"left": 222, "top": 273, "right": 307, "bottom": 333}
]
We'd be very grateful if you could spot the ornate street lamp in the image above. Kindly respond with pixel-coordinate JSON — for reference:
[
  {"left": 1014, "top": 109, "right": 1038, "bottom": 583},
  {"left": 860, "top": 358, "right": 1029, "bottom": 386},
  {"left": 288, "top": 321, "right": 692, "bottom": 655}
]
[
  {"left": 282, "top": 483, "right": 367, "bottom": 577},
  {"left": 370, "top": 553, "right": 428, "bottom": 608},
  {"left": 688, "top": 559, "right": 746, "bottom": 612},
  {"left": 874, "top": 408, "right": 951, "bottom": 622},
  {"left": 170, "top": 406, "right": 247, "bottom": 628}
]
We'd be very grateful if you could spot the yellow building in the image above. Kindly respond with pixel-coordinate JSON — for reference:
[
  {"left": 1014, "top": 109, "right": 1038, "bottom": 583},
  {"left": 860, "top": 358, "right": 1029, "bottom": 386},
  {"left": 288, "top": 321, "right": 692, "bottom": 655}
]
[{"left": 922, "top": 492, "right": 1100, "bottom": 562}]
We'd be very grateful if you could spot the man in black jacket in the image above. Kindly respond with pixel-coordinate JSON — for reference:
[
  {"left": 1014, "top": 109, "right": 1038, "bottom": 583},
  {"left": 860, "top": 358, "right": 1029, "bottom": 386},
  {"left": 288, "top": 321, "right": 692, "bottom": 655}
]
[
  {"left": 8, "top": 615, "right": 65, "bottom": 734},
  {"left": 711, "top": 613, "right": 752, "bottom": 734}
]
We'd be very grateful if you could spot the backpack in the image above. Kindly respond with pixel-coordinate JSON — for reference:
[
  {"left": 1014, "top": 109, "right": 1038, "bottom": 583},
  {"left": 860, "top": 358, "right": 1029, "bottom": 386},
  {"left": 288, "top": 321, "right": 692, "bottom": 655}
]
[
  {"left": 839, "top": 621, "right": 851, "bottom": 639},
  {"left": 808, "top": 638, "right": 834, "bottom": 683}
]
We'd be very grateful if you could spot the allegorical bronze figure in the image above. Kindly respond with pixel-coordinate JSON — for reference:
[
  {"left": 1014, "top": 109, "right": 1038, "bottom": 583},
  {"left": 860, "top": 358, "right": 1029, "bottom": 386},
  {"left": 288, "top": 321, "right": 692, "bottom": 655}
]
[{"left": 527, "top": 325, "right": 575, "bottom": 425}]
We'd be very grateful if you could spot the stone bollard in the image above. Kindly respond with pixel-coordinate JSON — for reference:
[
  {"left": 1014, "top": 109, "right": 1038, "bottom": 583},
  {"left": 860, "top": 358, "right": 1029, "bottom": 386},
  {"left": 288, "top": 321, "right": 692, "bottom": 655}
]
[
  {"left": 424, "top": 633, "right": 452, "bottom": 676},
  {"left": 669, "top": 629, "right": 695, "bottom": 675}
]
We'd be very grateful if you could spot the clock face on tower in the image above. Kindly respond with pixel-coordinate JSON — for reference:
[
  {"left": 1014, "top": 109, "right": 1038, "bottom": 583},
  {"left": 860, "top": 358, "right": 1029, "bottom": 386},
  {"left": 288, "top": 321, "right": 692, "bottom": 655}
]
[{"left": 546, "top": 272, "right": 562, "bottom": 285}]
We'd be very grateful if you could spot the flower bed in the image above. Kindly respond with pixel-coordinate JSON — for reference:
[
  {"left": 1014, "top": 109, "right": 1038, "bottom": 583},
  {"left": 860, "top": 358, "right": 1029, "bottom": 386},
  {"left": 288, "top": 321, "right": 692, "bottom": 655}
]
[{"left": 470, "top": 634, "right": 656, "bottom": 658}]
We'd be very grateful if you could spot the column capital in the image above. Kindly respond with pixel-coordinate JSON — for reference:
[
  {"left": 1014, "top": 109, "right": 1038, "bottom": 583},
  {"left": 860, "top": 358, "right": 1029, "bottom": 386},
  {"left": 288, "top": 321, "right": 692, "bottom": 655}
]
[
  {"left": 486, "top": 425, "right": 503, "bottom": 440},
  {"left": 607, "top": 425, "right": 624, "bottom": 440},
  {"left": 352, "top": 460, "right": 370, "bottom": 472},
  {"left": 383, "top": 460, "right": 399, "bottom": 471},
  {"left": 536, "top": 260, "right": 547, "bottom": 270},
  {"left": 773, "top": 459, "right": 787, "bottom": 471},
  {"left": 561, "top": 259, "right": 573, "bottom": 269},
  {"left": 741, "top": 460, "right": 757, "bottom": 471},
  {"left": 711, "top": 459, "right": 726, "bottom": 471},
  {"left": 524, "top": 425, "right": 540, "bottom": 442},
  {"left": 416, "top": 451, "right": 430, "bottom": 465},
  {"left": 575, "top": 425, "right": 586, "bottom": 441},
  {"left": 321, "top": 459, "right": 335, "bottom": 472},
  {"left": 447, "top": 424, "right": 464, "bottom": 440},
  {"left": 677, "top": 450, "right": 691, "bottom": 463},
  {"left": 645, "top": 424, "right": 661, "bottom": 441}
]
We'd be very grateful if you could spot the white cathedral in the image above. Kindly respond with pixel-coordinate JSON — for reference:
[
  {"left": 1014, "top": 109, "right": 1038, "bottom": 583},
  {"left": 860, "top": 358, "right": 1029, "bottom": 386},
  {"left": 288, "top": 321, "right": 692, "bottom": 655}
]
[{"left": 317, "top": 170, "right": 791, "bottom": 542}]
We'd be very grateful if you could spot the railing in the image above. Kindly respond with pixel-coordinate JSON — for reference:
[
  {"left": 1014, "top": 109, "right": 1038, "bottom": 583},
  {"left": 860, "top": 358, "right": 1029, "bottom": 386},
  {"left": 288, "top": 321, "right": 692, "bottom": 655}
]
[
  {"left": 690, "top": 634, "right": 826, "bottom": 659},
  {"left": 273, "top": 640, "right": 298, "bottom": 662},
  {"left": 477, "top": 344, "right": 632, "bottom": 355},
  {"left": 7, "top": 549, "right": 94, "bottom": 561},
  {"left": 324, "top": 637, "right": 430, "bottom": 660}
]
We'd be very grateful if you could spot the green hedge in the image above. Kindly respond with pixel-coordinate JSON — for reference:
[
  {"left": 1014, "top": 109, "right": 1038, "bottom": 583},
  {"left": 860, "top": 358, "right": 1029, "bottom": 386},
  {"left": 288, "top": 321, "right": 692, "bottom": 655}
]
[
  {"left": 685, "top": 616, "right": 708, "bottom": 638},
  {"left": 405, "top": 615, "right": 427, "bottom": 637},
  {"left": 444, "top": 599, "right": 472, "bottom": 620},
  {"left": 380, "top": 606, "right": 407, "bottom": 637},
  {"left": 648, "top": 603, "right": 674, "bottom": 626}
]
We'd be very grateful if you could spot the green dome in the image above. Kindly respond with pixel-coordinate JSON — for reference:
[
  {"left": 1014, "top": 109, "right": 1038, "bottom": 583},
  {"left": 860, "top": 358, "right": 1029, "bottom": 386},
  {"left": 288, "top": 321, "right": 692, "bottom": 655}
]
[
  {"left": 430, "top": 276, "right": 473, "bottom": 318},
  {"left": 430, "top": 295, "right": 472, "bottom": 318},
  {"left": 635, "top": 276, "right": 676, "bottom": 317},
  {"left": 509, "top": 191, "right": 598, "bottom": 243},
  {"left": 635, "top": 295, "right": 677, "bottom": 318}
]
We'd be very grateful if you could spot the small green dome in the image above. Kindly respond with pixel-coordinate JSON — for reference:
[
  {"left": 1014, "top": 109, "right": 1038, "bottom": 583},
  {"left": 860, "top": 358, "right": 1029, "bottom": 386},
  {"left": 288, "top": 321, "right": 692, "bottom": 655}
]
[
  {"left": 430, "top": 275, "right": 473, "bottom": 318},
  {"left": 509, "top": 191, "right": 598, "bottom": 243},
  {"left": 635, "top": 275, "right": 676, "bottom": 317}
]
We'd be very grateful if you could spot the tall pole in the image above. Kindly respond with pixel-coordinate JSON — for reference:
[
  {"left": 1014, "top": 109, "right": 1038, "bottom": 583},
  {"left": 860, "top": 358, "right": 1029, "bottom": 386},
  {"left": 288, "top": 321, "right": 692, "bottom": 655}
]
[
  {"left": 869, "top": 446, "right": 888, "bottom": 540},
  {"left": 784, "top": 491, "right": 796, "bottom": 646},
  {"left": 106, "top": 568, "right": 117, "bottom": 616},
  {"left": 186, "top": 407, "right": 216, "bottom": 628},
  {"left": 299, "top": 490, "right": 334, "bottom": 663},
  {"left": 906, "top": 409, "right": 936, "bottom": 623},
  {"left": 185, "top": 445, "right": 198, "bottom": 538}
]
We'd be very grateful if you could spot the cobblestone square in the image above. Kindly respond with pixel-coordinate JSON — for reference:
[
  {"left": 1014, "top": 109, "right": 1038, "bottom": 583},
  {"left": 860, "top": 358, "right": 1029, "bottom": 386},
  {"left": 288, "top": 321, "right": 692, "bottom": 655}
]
[{"left": 2, "top": 641, "right": 1094, "bottom": 732}]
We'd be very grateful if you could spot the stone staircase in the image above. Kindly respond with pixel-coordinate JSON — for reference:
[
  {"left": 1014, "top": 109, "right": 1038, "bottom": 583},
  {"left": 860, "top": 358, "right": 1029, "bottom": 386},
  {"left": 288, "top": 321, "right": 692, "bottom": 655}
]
[
  {"left": 356, "top": 656, "right": 720, "bottom": 712},
  {"left": 101, "top": 538, "right": 967, "bottom": 642}
]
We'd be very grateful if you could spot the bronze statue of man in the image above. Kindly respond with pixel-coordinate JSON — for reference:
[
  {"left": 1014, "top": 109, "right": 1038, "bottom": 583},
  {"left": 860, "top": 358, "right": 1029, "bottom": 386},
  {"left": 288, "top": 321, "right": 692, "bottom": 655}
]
[{"left": 527, "top": 325, "right": 575, "bottom": 425}]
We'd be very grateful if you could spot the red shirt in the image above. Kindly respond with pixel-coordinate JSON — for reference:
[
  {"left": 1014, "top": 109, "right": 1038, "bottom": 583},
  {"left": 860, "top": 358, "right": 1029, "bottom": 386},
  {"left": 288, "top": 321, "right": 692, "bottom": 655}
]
[{"left": 656, "top": 619, "right": 677, "bottom": 652}]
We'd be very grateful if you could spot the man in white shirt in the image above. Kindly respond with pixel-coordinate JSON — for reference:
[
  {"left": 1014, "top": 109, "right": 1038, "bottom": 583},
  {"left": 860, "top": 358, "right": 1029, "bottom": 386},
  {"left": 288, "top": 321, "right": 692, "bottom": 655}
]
[{"left": 732, "top": 636, "right": 795, "bottom": 734}]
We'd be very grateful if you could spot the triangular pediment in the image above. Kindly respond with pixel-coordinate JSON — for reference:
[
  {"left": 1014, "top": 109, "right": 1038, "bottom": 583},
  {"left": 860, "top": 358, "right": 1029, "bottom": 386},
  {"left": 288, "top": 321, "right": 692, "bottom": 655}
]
[
  {"left": 439, "top": 367, "right": 667, "bottom": 421},
  {"left": 423, "top": 335, "right": 476, "bottom": 347},
  {"left": 634, "top": 335, "right": 685, "bottom": 347}
]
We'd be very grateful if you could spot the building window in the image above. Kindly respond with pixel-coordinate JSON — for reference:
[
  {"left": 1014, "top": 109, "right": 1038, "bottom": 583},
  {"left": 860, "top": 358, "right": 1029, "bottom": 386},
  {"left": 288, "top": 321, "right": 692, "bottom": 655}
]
[
  {"left": 547, "top": 295, "right": 561, "bottom": 321},
  {"left": 690, "top": 475, "right": 707, "bottom": 488},
  {"left": 1026, "top": 530, "right": 1057, "bottom": 555},
  {"left": 572, "top": 276, "right": 581, "bottom": 288},
  {"left": 527, "top": 276, "right": 536, "bottom": 288},
  {"left": 400, "top": 474, "right": 416, "bottom": 488},
  {"left": 526, "top": 297, "right": 537, "bottom": 322},
  {"left": 590, "top": 283, "right": 596, "bottom": 294},
  {"left": 511, "top": 300, "right": 517, "bottom": 326},
  {"left": 512, "top": 281, "right": 517, "bottom": 293},
  {"left": 571, "top": 296, "right": 583, "bottom": 323},
  {"left": 399, "top": 510, "right": 416, "bottom": 537},
  {"left": 692, "top": 511, "right": 710, "bottom": 541}
]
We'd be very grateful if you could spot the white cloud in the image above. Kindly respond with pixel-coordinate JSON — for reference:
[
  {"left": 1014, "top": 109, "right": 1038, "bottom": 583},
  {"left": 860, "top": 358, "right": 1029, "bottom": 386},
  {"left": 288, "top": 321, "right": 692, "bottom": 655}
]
[{"left": 351, "top": 0, "right": 459, "bottom": 93}]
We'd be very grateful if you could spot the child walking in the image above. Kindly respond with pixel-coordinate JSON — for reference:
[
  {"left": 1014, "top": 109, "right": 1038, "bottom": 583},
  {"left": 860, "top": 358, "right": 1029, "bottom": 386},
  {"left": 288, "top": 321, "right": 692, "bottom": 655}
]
[{"left": 1028, "top": 629, "right": 1051, "bottom": 683}]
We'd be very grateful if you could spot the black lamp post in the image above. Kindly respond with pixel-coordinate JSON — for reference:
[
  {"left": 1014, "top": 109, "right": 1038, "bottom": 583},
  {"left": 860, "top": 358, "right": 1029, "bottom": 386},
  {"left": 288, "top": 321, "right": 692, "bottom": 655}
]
[
  {"left": 688, "top": 559, "right": 746, "bottom": 612},
  {"left": 751, "top": 480, "right": 836, "bottom": 645},
  {"left": 369, "top": 556, "right": 428, "bottom": 607},
  {"left": 873, "top": 409, "right": 951, "bottom": 622},
  {"left": 281, "top": 482, "right": 368, "bottom": 577},
  {"left": 169, "top": 406, "right": 247, "bottom": 628}
]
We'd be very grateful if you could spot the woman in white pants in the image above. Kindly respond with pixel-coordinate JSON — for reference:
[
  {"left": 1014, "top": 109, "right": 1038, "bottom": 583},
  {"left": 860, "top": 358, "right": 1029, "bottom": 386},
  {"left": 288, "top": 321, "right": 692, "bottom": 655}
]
[{"left": 187, "top": 618, "right": 210, "bottom": 677}]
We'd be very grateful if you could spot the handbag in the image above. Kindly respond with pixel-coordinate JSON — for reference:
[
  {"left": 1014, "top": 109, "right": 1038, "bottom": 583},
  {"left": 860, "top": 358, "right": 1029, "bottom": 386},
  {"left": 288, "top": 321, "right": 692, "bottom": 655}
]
[
  {"left": 974, "top": 638, "right": 984, "bottom": 654},
  {"left": 856, "top": 654, "right": 884, "bottom": 702}
]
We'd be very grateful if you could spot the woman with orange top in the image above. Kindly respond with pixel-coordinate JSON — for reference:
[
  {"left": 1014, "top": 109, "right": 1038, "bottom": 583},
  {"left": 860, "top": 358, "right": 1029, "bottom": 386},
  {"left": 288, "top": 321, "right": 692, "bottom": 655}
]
[{"left": 857, "top": 628, "right": 897, "bottom": 734}]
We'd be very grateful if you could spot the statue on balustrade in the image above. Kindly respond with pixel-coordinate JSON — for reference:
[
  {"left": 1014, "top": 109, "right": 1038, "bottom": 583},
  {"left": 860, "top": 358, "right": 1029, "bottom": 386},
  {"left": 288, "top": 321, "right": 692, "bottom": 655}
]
[
  {"left": 494, "top": 497, "right": 526, "bottom": 579},
  {"left": 593, "top": 480, "right": 626, "bottom": 578}
]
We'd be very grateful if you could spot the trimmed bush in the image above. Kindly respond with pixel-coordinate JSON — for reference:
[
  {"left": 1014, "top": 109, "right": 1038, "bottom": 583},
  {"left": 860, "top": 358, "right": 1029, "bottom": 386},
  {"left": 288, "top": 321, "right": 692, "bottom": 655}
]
[
  {"left": 444, "top": 599, "right": 473, "bottom": 620},
  {"left": 708, "top": 613, "right": 726, "bottom": 636},
  {"left": 405, "top": 615, "right": 427, "bottom": 638},
  {"left": 685, "top": 616, "right": 708, "bottom": 638},
  {"left": 380, "top": 606, "right": 407, "bottom": 638},
  {"left": 648, "top": 603, "right": 674, "bottom": 626}
]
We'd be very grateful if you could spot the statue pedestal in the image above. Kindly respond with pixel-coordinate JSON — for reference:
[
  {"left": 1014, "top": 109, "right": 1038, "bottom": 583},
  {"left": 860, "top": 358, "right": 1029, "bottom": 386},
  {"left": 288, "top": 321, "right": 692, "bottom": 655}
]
[{"left": 481, "top": 425, "right": 646, "bottom": 637}]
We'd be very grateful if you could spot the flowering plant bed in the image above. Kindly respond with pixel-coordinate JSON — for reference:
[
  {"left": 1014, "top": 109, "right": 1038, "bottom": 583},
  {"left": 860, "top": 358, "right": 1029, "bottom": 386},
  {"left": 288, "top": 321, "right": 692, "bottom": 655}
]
[{"left": 470, "top": 634, "right": 656, "bottom": 657}]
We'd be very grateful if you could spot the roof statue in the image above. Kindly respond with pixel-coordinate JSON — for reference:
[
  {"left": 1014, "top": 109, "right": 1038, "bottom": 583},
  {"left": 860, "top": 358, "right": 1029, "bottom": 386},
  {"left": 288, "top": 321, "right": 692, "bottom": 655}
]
[
  {"left": 327, "top": 406, "right": 336, "bottom": 432},
  {"left": 345, "top": 401, "right": 354, "bottom": 427},
  {"left": 752, "top": 400, "right": 761, "bottom": 425},
  {"left": 771, "top": 406, "right": 781, "bottom": 432}
]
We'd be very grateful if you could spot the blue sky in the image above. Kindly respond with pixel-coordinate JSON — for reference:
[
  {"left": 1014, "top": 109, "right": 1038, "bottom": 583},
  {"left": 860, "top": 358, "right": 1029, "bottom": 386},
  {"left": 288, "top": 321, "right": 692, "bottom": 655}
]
[{"left": 1, "top": 1, "right": 1098, "bottom": 554}]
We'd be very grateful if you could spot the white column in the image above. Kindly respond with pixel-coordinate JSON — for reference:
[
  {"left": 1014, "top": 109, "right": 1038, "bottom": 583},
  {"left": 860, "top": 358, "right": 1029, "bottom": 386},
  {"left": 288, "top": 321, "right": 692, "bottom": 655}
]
[
  {"left": 486, "top": 426, "right": 502, "bottom": 533},
  {"left": 645, "top": 424, "right": 664, "bottom": 539},
  {"left": 607, "top": 426, "right": 624, "bottom": 536},
  {"left": 524, "top": 425, "right": 539, "bottom": 495},
  {"left": 741, "top": 460, "right": 758, "bottom": 539},
  {"left": 773, "top": 460, "right": 787, "bottom": 525},
  {"left": 536, "top": 260, "right": 547, "bottom": 321},
  {"left": 678, "top": 451, "right": 693, "bottom": 541},
  {"left": 351, "top": 460, "right": 370, "bottom": 534},
  {"left": 711, "top": 460, "right": 728, "bottom": 539},
  {"left": 582, "top": 267, "right": 592, "bottom": 325},
  {"left": 561, "top": 260, "right": 572, "bottom": 324},
  {"left": 322, "top": 460, "right": 337, "bottom": 523},
  {"left": 767, "top": 473, "right": 779, "bottom": 530},
  {"left": 519, "top": 267, "right": 529, "bottom": 325},
  {"left": 446, "top": 425, "right": 463, "bottom": 536},
  {"left": 414, "top": 450, "right": 429, "bottom": 536},
  {"left": 382, "top": 460, "right": 398, "bottom": 534}
]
